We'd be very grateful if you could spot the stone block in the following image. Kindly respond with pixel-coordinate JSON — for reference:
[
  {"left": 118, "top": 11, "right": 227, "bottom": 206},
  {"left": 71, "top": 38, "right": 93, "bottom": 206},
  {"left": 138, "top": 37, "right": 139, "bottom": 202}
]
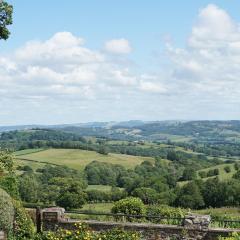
[
  {"left": 0, "top": 231, "right": 6, "bottom": 240},
  {"left": 42, "top": 207, "right": 65, "bottom": 222}
]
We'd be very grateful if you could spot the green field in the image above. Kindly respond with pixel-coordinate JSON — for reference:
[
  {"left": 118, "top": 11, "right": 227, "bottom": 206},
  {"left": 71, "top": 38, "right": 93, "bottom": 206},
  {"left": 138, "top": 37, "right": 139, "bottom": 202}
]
[
  {"left": 14, "top": 148, "right": 46, "bottom": 156},
  {"left": 197, "top": 163, "right": 237, "bottom": 181},
  {"left": 178, "top": 162, "right": 238, "bottom": 186},
  {"left": 14, "top": 148, "right": 154, "bottom": 170},
  {"left": 195, "top": 207, "right": 240, "bottom": 218},
  {"left": 81, "top": 203, "right": 114, "bottom": 213}
]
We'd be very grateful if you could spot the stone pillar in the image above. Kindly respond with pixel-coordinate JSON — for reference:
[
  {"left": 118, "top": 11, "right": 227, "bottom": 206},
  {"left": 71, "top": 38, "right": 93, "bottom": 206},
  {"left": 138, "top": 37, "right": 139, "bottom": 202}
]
[
  {"left": 41, "top": 207, "right": 66, "bottom": 231},
  {"left": 0, "top": 231, "right": 6, "bottom": 240},
  {"left": 183, "top": 214, "right": 211, "bottom": 230}
]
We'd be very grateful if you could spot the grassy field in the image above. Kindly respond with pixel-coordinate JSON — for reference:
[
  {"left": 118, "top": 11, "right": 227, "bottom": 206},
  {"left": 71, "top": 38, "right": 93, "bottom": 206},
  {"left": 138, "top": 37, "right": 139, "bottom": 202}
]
[
  {"left": 195, "top": 207, "right": 240, "bottom": 217},
  {"left": 197, "top": 163, "right": 237, "bottom": 181},
  {"left": 14, "top": 148, "right": 46, "bottom": 156},
  {"left": 15, "top": 158, "right": 48, "bottom": 171},
  {"left": 80, "top": 203, "right": 240, "bottom": 218},
  {"left": 81, "top": 203, "right": 114, "bottom": 213},
  {"left": 178, "top": 162, "right": 238, "bottom": 186},
  {"left": 14, "top": 148, "right": 154, "bottom": 170}
]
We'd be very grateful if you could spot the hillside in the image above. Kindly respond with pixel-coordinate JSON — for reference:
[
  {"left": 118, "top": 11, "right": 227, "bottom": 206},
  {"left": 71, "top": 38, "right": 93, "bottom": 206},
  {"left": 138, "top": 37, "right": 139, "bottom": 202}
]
[{"left": 14, "top": 148, "right": 154, "bottom": 170}]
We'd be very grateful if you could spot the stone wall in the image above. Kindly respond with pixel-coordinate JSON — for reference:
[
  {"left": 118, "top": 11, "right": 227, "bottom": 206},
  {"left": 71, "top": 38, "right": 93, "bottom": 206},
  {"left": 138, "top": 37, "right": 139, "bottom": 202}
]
[
  {"left": 0, "top": 231, "right": 6, "bottom": 240},
  {"left": 41, "top": 208, "right": 240, "bottom": 240},
  {"left": 43, "top": 220, "right": 240, "bottom": 240}
]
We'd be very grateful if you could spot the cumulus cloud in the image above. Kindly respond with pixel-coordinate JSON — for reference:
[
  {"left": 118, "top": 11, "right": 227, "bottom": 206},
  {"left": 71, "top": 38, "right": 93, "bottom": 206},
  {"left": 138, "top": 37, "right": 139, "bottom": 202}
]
[
  {"left": 0, "top": 32, "right": 164, "bottom": 107},
  {"left": 166, "top": 4, "right": 240, "bottom": 106},
  {"left": 1, "top": 4, "right": 240, "bottom": 124},
  {"left": 104, "top": 38, "right": 132, "bottom": 54}
]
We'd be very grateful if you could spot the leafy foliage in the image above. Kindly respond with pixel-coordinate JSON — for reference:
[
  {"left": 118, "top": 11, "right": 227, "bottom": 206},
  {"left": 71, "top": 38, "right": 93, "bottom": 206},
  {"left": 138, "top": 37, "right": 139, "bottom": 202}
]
[
  {"left": 111, "top": 197, "right": 146, "bottom": 222},
  {"left": 0, "top": 0, "right": 13, "bottom": 40},
  {"left": 219, "top": 233, "right": 240, "bottom": 240},
  {"left": 0, "top": 188, "right": 14, "bottom": 233},
  {"left": 12, "top": 200, "right": 35, "bottom": 240},
  {"left": 146, "top": 205, "right": 186, "bottom": 224},
  {"left": 38, "top": 223, "right": 140, "bottom": 240}
]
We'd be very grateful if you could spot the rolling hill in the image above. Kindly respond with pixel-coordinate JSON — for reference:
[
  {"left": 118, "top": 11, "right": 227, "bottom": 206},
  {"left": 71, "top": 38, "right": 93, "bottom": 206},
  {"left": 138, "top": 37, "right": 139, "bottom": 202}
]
[{"left": 14, "top": 148, "right": 154, "bottom": 170}]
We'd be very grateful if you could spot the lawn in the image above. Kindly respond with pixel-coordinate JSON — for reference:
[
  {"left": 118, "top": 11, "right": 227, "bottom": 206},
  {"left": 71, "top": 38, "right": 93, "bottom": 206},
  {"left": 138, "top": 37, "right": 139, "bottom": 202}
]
[{"left": 14, "top": 148, "right": 154, "bottom": 170}]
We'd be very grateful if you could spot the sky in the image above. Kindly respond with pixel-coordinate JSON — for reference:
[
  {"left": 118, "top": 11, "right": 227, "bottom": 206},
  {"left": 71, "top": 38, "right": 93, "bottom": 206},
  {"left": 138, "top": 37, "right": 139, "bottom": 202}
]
[{"left": 1, "top": 0, "right": 240, "bottom": 125}]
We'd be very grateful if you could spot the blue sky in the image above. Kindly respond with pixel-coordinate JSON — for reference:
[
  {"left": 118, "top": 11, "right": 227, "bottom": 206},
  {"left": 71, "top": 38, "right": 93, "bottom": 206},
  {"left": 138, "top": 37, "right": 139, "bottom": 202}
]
[{"left": 1, "top": 1, "right": 240, "bottom": 125}]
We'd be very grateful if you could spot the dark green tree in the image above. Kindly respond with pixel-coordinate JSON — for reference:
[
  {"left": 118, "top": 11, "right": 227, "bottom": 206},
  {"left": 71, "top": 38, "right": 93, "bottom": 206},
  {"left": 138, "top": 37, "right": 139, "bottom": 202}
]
[
  {"left": 56, "top": 191, "right": 87, "bottom": 210},
  {"left": 132, "top": 187, "right": 159, "bottom": 204},
  {"left": 181, "top": 167, "right": 197, "bottom": 181},
  {"left": 175, "top": 182, "right": 204, "bottom": 209}
]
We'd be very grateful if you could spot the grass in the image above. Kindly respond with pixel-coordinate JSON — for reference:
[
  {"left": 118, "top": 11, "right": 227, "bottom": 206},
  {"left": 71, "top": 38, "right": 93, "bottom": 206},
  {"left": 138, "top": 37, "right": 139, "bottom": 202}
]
[
  {"left": 81, "top": 203, "right": 114, "bottom": 213},
  {"left": 197, "top": 163, "right": 238, "bottom": 181},
  {"left": 15, "top": 158, "right": 47, "bottom": 171},
  {"left": 177, "top": 162, "right": 238, "bottom": 186},
  {"left": 14, "top": 148, "right": 154, "bottom": 170},
  {"left": 195, "top": 207, "right": 240, "bottom": 218},
  {"left": 14, "top": 148, "right": 45, "bottom": 156}
]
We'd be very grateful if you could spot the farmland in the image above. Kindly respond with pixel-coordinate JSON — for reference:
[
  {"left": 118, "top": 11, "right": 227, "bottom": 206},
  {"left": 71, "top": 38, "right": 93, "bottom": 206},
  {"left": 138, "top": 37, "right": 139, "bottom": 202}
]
[{"left": 14, "top": 148, "right": 154, "bottom": 170}]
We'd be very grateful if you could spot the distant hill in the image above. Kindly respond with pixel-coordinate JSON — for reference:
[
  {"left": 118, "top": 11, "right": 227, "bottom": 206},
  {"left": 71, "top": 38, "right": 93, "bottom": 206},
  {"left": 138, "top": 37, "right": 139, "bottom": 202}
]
[{"left": 1, "top": 120, "right": 240, "bottom": 143}]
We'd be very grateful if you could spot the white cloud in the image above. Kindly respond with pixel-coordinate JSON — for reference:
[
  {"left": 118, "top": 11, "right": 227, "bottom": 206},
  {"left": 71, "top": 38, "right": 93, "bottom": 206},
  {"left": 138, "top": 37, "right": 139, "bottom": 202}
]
[
  {"left": 166, "top": 4, "right": 240, "bottom": 104},
  {"left": 139, "top": 81, "right": 167, "bottom": 93},
  {"left": 2, "top": 4, "right": 240, "bottom": 124},
  {"left": 189, "top": 4, "right": 239, "bottom": 48},
  {"left": 0, "top": 32, "right": 165, "bottom": 110},
  {"left": 104, "top": 38, "right": 132, "bottom": 54}
]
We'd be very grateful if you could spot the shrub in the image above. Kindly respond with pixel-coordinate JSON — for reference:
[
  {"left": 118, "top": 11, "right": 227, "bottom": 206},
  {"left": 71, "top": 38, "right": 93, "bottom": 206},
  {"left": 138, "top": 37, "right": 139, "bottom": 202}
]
[
  {"left": 219, "top": 232, "right": 240, "bottom": 240},
  {"left": 38, "top": 223, "right": 140, "bottom": 240},
  {"left": 146, "top": 205, "right": 186, "bottom": 224},
  {"left": 224, "top": 166, "right": 231, "bottom": 173},
  {"left": 56, "top": 191, "right": 87, "bottom": 210},
  {"left": 0, "top": 174, "right": 19, "bottom": 199},
  {"left": 13, "top": 200, "right": 35, "bottom": 240},
  {"left": 99, "top": 228, "right": 140, "bottom": 240},
  {"left": 199, "top": 171, "right": 207, "bottom": 179},
  {"left": 207, "top": 169, "right": 219, "bottom": 177},
  {"left": 132, "top": 187, "right": 159, "bottom": 204},
  {"left": 0, "top": 188, "right": 14, "bottom": 233},
  {"left": 233, "top": 171, "right": 240, "bottom": 180},
  {"left": 111, "top": 197, "right": 146, "bottom": 222},
  {"left": 234, "top": 163, "right": 240, "bottom": 171}
]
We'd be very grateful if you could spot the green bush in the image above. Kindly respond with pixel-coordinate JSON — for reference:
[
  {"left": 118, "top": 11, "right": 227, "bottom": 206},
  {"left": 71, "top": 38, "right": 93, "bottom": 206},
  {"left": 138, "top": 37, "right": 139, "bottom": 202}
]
[
  {"left": 146, "top": 205, "right": 186, "bottom": 225},
  {"left": 12, "top": 200, "right": 35, "bottom": 240},
  {"left": 37, "top": 223, "right": 140, "bottom": 240},
  {"left": 111, "top": 197, "right": 146, "bottom": 222},
  {"left": 0, "top": 188, "right": 14, "bottom": 233},
  {"left": 224, "top": 166, "right": 231, "bottom": 173},
  {"left": 219, "top": 232, "right": 240, "bottom": 240}
]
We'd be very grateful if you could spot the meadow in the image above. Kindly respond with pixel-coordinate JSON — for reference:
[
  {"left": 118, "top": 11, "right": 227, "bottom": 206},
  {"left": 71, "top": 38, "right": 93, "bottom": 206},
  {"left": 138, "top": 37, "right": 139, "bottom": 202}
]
[
  {"left": 177, "top": 162, "right": 239, "bottom": 186},
  {"left": 14, "top": 148, "right": 154, "bottom": 170}
]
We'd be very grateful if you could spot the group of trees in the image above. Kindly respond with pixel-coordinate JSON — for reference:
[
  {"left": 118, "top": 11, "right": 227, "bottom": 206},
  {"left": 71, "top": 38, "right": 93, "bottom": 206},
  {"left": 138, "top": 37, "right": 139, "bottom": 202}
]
[
  {"left": 17, "top": 165, "right": 88, "bottom": 209},
  {"left": 82, "top": 158, "right": 240, "bottom": 209},
  {"left": 1, "top": 130, "right": 240, "bottom": 211}
]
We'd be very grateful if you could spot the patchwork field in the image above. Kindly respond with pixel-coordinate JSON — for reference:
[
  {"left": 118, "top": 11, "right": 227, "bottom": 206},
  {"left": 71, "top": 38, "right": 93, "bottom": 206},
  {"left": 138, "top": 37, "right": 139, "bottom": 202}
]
[
  {"left": 178, "top": 162, "right": 239, "bottom": 186},
  {"left": 197, "top": 163, "right": 238, "bottom": 181},
  {"left": 14, "top": 148, "right": 154, "bottom": 170}
]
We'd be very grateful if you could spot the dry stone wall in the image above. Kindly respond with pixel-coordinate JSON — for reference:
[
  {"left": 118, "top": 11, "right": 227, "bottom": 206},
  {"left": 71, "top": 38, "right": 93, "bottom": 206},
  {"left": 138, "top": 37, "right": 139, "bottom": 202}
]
[{"left": 41, "top": 208, "right": 240, "bottom": 240}]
